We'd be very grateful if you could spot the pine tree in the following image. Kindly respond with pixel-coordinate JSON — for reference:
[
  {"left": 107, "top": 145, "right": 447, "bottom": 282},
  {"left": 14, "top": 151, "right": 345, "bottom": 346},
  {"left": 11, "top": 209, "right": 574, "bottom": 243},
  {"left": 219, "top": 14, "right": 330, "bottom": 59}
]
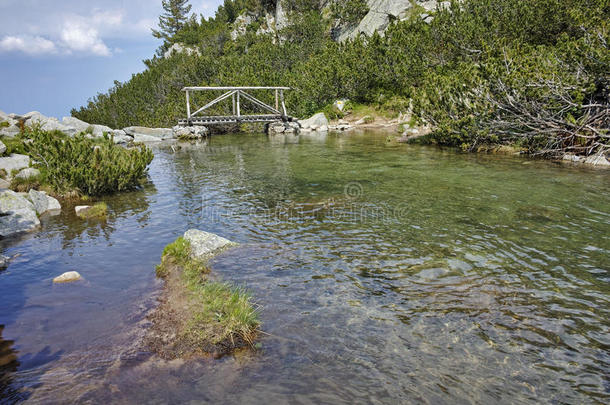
[{"left": 152, "top": 0, "right": 193, "bottom": 44}]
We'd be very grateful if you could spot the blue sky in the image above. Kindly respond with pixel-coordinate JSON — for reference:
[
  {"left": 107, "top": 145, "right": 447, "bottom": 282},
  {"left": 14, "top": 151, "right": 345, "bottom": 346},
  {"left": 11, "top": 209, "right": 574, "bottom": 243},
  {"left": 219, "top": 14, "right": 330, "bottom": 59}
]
[{"left": 0, "top": 0, "right": 223, "bottom": 119}]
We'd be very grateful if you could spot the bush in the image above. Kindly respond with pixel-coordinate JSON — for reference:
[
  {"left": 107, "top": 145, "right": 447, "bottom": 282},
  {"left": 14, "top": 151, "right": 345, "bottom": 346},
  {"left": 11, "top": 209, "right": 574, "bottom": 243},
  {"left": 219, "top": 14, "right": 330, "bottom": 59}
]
[{"left": 23, "top": 127, "right": 153, "bottom": 196}]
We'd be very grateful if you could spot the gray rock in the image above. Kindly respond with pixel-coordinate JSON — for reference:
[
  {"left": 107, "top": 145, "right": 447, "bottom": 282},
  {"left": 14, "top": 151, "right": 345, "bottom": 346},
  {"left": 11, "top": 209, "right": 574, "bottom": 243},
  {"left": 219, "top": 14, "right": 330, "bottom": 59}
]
[
  {"left": 24, "top": 112, "right": 78, "bottom": 136},
  {"left": 109, "top": 129, "right": 132, "bottom": 144},
  {"left": 0, "top": 154, "right": 30, "bottom": 177},
  {"left": 183, "top": 229, "right": 237, "bottom": 260},
  {"left": 133, "top": 133, "right": 162, "bottom": 143},
  {"left": 15, "top": 167, "right": 40, "bottom": 180},
  {"left": 299, "top": 113, "right": 329, "bottom": 130},
  {"left": 53, "top": 271, "right": 82, "bottom": 283},
  {"left": 0, "top": 208, "right": 40, "bottom": 236},
  {"left": 584, "top": 152, "right": 610, "bottom": 167},
  {"left": 0, "top": 190, "right": 34, "bottom": 212},
  {"left": 163, "top": 43, "right": 201, "bottom": 58},
  {"left": 0, "top": 141, "right": 6, "bottom": 155},
  {"left": 0, "top": 124, "right": 21, "bottom": 137},
  {"left": 0, "top": 190, "right": 40, "bottom": 237},
  {"left": 0, "top": 255, "right": 9, "bottom": 268},
  {"left": 91, "top": 124, "right": 113, "bottom": 138},
  {"left": 124, "top": 126, "right": 174, "bottom": 140},
  {"left": 0, "top": 179, "right": 10, "bottom": 189},
  {"left": 231, "top": 13, "right": 255, "bottom": 40},
  {"left": 75, "top": 205, "right": 91, "bottom": 216},
  {"left": 62, "top": 116, "right": 91, "bottom": 133},
  {"left": 173, "top": 125, "right": 208, "bottom": 139},
  {"left": 28, "top": 189, "right": 61, "bottom": 216}
]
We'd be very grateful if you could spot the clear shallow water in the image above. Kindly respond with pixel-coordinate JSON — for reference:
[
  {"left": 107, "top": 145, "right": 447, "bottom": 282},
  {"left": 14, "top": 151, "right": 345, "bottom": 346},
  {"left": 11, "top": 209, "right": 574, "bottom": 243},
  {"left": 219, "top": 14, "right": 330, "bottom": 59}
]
[{"left": 1, "top": 131, "right": 609, "bottom": 404}]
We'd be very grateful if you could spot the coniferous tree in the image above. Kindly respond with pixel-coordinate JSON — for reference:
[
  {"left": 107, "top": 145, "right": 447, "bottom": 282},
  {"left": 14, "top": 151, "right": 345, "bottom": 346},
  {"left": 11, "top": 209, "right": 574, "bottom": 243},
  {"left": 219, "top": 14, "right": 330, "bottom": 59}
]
[{"left": 152, "top": 0, "right": 193, "bottom": 45}]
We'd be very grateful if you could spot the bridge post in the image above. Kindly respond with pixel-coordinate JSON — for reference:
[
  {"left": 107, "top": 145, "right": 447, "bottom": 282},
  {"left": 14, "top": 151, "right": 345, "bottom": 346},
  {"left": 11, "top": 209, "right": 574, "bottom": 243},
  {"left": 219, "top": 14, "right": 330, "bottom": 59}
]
[
  {"left": 232, "top": 93, "right": 236, "bottom": 115},
  {"left": 236, "top": 90, "right": 241, "bottom": 117},
  {"left": 280, "top": 90, "right": 287, "bottom": 117},
  {"left": 186, "top": 90, "right": 191, "bottom": 122},
  {"left": 275, "top": 89, "right": 279, "bottom": 111}
]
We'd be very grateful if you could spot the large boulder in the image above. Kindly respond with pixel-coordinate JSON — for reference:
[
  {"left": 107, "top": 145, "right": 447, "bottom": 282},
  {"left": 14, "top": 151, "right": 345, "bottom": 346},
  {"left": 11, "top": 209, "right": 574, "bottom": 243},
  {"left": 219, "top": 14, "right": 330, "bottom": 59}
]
[
  {"left": 0, "top": 190, "right": 40, "bottom": 237},
  {"left": 0, "top": 141, "right": 6, "bottom": 155},
  {"left": 0, "top": 154, "right": 30, "bottom": 176},
  {"left": 133, "top": 133, "right": 162, "bottom": 143},
  {"left": 0, "top": 124, "right": 20, "bottom": 137},
  {"left": 173, "top": 126, "right": 208, "bottom": 140},
  {"left": 299, "top": 113, "right": 329, "bottom": 131},
  {"left": 183, "top": 229, "right": 237, "bottom": 260},
  {"left": 124, "top": 126, "right": 174, "bottom": 140},
  {"left": 24, "top": 112, "right": 77, "bottom": 136},
  {"left": 62, "top": 116, "right": 91, "bottom": 133},
  {"left": 28, "top": 189, "right": 61, "bottom": 216},
  {"left": 111, "top": 130, "right": 133, "bottom": 145},
  {"left": 15, "top": 167, "right": 40, "bottom": 180}
]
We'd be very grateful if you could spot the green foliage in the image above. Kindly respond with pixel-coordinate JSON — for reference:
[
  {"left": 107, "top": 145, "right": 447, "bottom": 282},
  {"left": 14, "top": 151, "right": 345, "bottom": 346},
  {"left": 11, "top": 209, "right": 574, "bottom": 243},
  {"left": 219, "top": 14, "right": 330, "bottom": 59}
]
[
  {"left": 0, "top": 121, "right": 9, "bottom": 128},
  {"left": 73, "top": 0, "right": 609, "bottom": 156},
  {"left": 22, "top": 127, "right": 153, "bottom": 196},
  {"left": 330, "top": 0, "right": 369, "bottom": 25},
  {"left": 1, "top": 135, "right": 27, "bottom": 155},
  {"left": 152, "top": 0, "right": 193, "bottom": 52}
]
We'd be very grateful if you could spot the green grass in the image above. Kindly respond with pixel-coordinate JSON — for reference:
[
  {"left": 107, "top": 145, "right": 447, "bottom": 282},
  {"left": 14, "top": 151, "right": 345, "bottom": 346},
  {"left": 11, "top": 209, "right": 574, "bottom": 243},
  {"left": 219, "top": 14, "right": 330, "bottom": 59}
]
[
  {"left": 157, "top": 237, "right": 260, "bottom": 348},
  {"left": 76, "top": 202, "right": 108, "bottom": 219}
]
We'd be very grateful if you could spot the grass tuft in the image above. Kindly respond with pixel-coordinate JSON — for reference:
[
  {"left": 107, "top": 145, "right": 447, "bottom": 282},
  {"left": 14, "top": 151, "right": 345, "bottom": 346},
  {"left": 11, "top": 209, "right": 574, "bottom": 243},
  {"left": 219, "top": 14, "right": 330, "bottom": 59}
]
[
  {"left": 156, "top": 237, "right": 260, "bottom": 353},
  {"left": 77, "top": 202, "right": 108, "bottom": 219}
]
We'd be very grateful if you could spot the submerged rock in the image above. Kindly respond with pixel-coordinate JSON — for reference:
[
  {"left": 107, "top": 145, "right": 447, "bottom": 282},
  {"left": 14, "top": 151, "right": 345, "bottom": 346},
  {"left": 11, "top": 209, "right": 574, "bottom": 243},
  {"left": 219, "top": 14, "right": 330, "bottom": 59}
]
[
  {"left": 53, "top": 271, "right": 82, "bottom": 283},
  {"left": 183, "top": 229, "right": 237, "bottom": 259}
]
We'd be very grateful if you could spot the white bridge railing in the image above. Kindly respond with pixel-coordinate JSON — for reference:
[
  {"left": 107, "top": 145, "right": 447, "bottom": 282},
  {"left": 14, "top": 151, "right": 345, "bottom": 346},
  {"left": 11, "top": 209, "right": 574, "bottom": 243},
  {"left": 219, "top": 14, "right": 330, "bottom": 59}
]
[{"left": 181, "top": 86, "right": 291, "bottom": 126}]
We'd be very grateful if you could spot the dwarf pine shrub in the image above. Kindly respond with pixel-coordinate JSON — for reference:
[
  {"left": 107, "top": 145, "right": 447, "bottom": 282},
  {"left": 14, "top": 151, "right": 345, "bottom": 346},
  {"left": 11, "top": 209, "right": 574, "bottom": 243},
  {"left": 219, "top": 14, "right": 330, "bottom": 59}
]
[{"left": 23, "top": 127, "right": 153, "bottom": 196}]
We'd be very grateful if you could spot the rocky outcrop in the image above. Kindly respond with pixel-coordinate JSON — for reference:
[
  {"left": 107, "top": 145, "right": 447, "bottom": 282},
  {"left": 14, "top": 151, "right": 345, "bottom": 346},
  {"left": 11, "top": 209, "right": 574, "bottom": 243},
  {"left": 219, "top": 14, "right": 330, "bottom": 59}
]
[
  {"left": 0, "top": 190, "right": 40, "bottom": 237},
  {"left": 163, "top": 43, "right": 201, "bottom": 59},
  {"left": 0, "top": 141, "right": 6, "bottom": 155},
  {"left": 336, "top": 1, "right": 446, "bottom": 41}
]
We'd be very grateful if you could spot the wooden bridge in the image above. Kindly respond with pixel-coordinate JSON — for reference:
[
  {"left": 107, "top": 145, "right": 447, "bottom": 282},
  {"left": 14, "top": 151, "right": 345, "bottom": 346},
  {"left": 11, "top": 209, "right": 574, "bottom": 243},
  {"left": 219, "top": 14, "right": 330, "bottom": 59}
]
[{"left": 178, "top": 86, "right": 294, "bottom": 126}]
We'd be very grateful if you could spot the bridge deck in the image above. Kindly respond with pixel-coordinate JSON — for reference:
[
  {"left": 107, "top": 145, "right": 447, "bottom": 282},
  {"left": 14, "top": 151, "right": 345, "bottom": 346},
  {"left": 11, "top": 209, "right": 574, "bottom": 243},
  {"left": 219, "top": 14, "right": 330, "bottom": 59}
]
[{"left": 179, "top": 114, "right": 292, "bottom": 126}]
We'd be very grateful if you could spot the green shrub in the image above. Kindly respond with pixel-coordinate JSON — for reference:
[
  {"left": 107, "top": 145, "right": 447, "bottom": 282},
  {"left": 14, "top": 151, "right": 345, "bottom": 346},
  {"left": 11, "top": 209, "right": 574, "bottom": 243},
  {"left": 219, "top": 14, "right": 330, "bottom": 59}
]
[{"left": 23, "top": 127, "right": 153, "bottom": 196}]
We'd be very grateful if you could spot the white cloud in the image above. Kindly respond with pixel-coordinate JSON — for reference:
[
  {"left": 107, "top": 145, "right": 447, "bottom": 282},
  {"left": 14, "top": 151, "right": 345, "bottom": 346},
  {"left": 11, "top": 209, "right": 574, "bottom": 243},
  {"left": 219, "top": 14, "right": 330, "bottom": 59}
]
[
  {"left": 60, "top": 22, "right": 110, "bottom": 56},
  {"left": 0, "top": 35, "right": 57, "bottom": 55}
]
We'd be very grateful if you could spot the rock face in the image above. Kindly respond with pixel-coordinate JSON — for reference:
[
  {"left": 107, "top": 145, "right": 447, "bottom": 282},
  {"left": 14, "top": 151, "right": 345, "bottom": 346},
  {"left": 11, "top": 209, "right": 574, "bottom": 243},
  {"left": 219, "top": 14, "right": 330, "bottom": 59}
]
[
  {"left": 28, "top": 189, "right": 61, "bottom": 216},
  {"left": 183, "top": 229, "right": 236, "bottom": 260},
  {"left": 53, "top": 271, "right": 82, "bottom": 283},
  {"left": 0, "top": 141, "right": 6, "bottom": 155},
  {"left": 163, "top": 43, "right": 201, "bottom": 59},
  {"left": 336, "top": 0, "right": 443, "bottom": 41},
  {"left": 0, "top": 154, "right": 30, "bottom": 177},
  {"left": 299, "top": 113, "right": 329, "bottom": 131},
  {"left": 0, "top": 190, "right": 40, "bottom": 237}
]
